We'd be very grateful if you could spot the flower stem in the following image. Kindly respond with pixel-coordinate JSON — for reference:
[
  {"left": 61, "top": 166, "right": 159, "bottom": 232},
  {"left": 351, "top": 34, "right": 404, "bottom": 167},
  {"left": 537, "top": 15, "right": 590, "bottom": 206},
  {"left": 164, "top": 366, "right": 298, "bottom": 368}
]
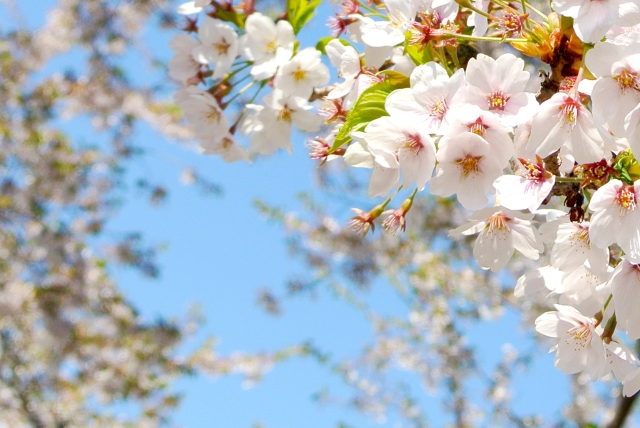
[
  {"left": 522, "top": 1, "right": 547, "bottom": 19},
  {"left": 442, "top": 32, "right": 528, "bottom": 43},
  {"left": 359, "top": 3, "right": 387, "bottom": 19},
  {"left": 554, "top": 176, "right": 583, "bottom": 183}
]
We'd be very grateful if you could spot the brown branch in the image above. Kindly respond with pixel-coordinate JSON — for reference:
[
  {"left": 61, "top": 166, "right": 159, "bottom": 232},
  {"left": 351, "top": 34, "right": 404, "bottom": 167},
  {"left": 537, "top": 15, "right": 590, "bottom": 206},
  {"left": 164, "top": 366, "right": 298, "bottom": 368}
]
[
  {"left": 607, "top": 393, "right": 638, "bottom": 428},
  {"left": 607, "top": 340, "right": 640, "bottom": 428}
]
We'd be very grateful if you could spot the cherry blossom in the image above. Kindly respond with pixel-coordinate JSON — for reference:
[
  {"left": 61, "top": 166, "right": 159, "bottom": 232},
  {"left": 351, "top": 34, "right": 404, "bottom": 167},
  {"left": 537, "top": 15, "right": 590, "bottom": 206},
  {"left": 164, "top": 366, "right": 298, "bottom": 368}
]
[
  {"left": 385, "top": 62, "right": 465, "bottom": 135},
  {"left": 168, "top": 34, "right": 201, "bottom": 84},
  {"left": 585, "top": 39, "right": 640, "bottom": 136},
  {"left": 549, "top": 221, "right": 609, "bottom": 274},
  {"left": 200, "top": 133, "right": 249, "bottom": 162},
  {"left": 552, "top": 0, "right": 640, "bottom": 42},
  {"left": 453, "top": 53, "right": 538, "bottom": 127},
  {"left": 243, "top": 90, "right": 322, "bottom": 155},
  {"left": 608, "top": 258, "right": 640, "bottom": 339},
  {"left": 343, "top": 137, "right": 401, "bottom": 197},
  {"left": 445, "top": 105, "right": 514, "bottom": 168},
  {"left": 325, "top": 39, "right": 362, "bottom": 99},
  {"left": 429, "top": 132, "right": 503, "bottom": 210},
  {"left": 449, "top": 207, "right": 544, "bottom": 272},
  {"left": 274, "top": 48, "right": 330, "bottom": 99},
  {"left": 359, "top": 0, "right": 418, "bottom": 47},
  {"left": 239, "top": 12, "right": 295, "bottom": 80},
  {"left": 192, "top": 17, "right": 239, "bottom": 79},
  {"left": 363, "top": 117, "right": 436, "bottom": 191},
  {"left": 527, "top": 92, "right": 607, "bottom": 164},
  {"left": 494, "top": 157, "right": 555, "bottom": 212},
  {"left": 535, "top": 305, "right": 608, "bottom": 380},
  {"left": 175, "top": 86, "right": 228, "bottom": 139},
  {"left": 588, "top": 179, "right": 640, "bottom": 263}
]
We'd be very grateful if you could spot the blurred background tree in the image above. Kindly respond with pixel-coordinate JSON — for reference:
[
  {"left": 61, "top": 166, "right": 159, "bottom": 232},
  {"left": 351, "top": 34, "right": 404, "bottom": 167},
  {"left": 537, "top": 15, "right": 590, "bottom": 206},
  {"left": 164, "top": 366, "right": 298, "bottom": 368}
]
[{"left": 0, "top": 0, "right": 637, "bottom": 427}]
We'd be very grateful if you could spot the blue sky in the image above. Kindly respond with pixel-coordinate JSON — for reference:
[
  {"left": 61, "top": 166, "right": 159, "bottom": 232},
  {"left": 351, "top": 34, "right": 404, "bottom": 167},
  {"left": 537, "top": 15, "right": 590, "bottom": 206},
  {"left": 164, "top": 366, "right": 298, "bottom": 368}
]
[{"left": 1, "top": 1, "right": 623, "bottom": 427}]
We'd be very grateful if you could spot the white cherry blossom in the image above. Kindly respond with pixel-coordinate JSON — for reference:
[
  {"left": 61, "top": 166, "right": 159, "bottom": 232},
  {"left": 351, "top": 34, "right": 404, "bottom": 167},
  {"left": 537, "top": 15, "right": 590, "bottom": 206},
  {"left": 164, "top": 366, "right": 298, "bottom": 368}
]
[
  {"left": 556, "top": 264, "right": 611, "bottom": 314},
  {"left": 514, "top": 266, "right": 563, "bottom": 298},
  {"left": 446, "top": 105, "right": 514, "bottom": 168},
  {"left": 192, "top": 17, "right": 239, "bottom": 79},
  {"left": 274, "top": 48, "right": 330, "bottom": 98},
  {"left": 347, "top": 15, "right": 393, "bottom": 68},
  {"left": 550, "top": 221, "right": 610, "bottom": 274},
  {"left": 168, "top": 33, "right": 201, "bottom": 84},
  {"left": 588, "top": 179, "right": 640, "bottom": 263},
  {"left": 535, "top": 304, "right": 608, "bottom": 380},
  {"left": 527, "top": 92, "right": 607, "bottom": 164},
  {"left": 363, "top": 117, "right": 436, "bottom": 191},
  {"left": 325, "top": 40, "right": 362, "bottom": 99},
  {"left": 175, "top": 86, "right": 228, "bottom": 140},
  {"left": 200, "top": 133, "right": 249, "bottom": 163},
  {"left": 385, "top": 62, "right": 465, "bottom": 135},
  {"left": 608, "top": 258, "right": 640, "bottom": 339},
  {"left": 429, "top": 132, "right": 503, "bottom": 210},
  {"left": 453, "top": 53, "right": 538, "bottom": 127},
  {"left": 359, "top": 0, "right": 418, "bottom": 47},
  {"left": 585, "top": 39, "right": 640, "bottom": 136},
  {"left": 552, "top": 0, "right": 640, "bottom": 43},
  {"left": 449, "top": 207, "right": 544, "bottom": 272},
  {"left": 605, "top": 341, "right": 639, "bottom": 383},
  {"left": 343, "top": 137, "right": 401, "bottom": 197},
  {"left": 494, "top": 157, "right": 555, "bottom": 212},
  {"left": 244, "top": 90, "right": 322, "bottom": 155},
  {"left": 239, "top": 12, "right": 295, "bottom": 80}
]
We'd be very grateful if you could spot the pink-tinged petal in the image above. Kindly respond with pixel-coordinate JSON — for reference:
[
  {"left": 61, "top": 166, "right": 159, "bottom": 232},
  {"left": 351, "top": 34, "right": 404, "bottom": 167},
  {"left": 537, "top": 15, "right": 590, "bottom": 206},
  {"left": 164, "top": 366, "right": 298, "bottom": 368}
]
[
  {"left": 368, "top": 161, "right": 400, "bottom": 197},
  {"left": 500, "top": 92, "right": 539, "bottom": 127},
  {"left": 291, "top": 110, "right": 322, "bottom": 132},
  {"left": 437, "top": 132, "right": 491, "bottom": 162},
  {"left": 570, "top": 111, "right": 606, "bottom": 164},
  {"left": 584, "top": 333, "right": 608, "bottom": 380},
  {"left": 399, "top": 141, "right": 436, "bottom": 190},
  {"left": 409, "top": 62, "right": 449, "bottom": 88},
  {"left": 385, "top": 89, "right": 428, "bottom": 123},
  {"left": 510, "top": 219, "right": 543, "bottom": 259},
  {"left": 514, "top": 266, "right": 563, "bottom": 297},
  {"left": 457, "top": 178, "right": 490, "bottom": 210},
  {"left": 589, "top": 179, "right": 623, "bottom": 211},
  {"left": 552, "top": 0, "right": 584, "bottom": 17},
  {"left": 429, "top": 166, "right": 462, "bottom": 197},
  {"left": 495, "top": 54, "right": 529, "bottom": 93},
  {"left": 606, "top": 341, "right": 639, "bottom": 382},
  {"left": 585, "top": 41, "right": 624, "bottom": 78},
  {"left": 528, "top": 115, "right": 566, "bottom": 158},
  {"left": 623, "top": 368, "right": 640, "bottom": 397},
  {"left": 592, "top": 77, "right": 640, "bottom": 136},
  {"left": 611, "top": 262, "right": 640, "bottom": 339},
  {"left": 466, "top": 54, "right": 500, "bottom": 94},
  {"left": 589, "top": 209, "right": 617, "bottom": 249},
  {"left": 574, "top": 0, "right": 619, "bottom": 42},
  {"left": 535, "top": 311, "right": 564, "bottom": 337},
  {"left": 360, "top": 21, "right": 404, "bottom": 47},
  {"left": 474, "top": 225, "right": 514, "bottom": 271}
]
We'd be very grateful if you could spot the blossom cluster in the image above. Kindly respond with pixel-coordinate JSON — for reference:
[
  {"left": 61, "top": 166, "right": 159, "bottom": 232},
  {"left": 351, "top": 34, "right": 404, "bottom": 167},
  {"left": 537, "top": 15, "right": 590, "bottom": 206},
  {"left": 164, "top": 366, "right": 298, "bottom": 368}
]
[{"left": 170, "top": 0, "right": 640, "bottom": 397}]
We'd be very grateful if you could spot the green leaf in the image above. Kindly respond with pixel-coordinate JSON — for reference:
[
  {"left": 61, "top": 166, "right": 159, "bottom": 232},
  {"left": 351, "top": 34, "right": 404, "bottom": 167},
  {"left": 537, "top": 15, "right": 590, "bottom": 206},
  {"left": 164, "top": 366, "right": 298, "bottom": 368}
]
[
  {"left": 613, "top": 149, "right": 640, "bottom": 184},
  {"left": 215, "top": 8, "right": 244, "bottom": 28},
  {"left": 403, "top": 31, "right": 433, "bottom": 66},
  {"left": 315, "top": 37, "right": 355, "bottom": 55},
  {"left": 295, "top": 0, "right": 322, "bottom": 32},
  {"left": 287, "top": 0, "right": 322, "bottom": 34},
  {"left": 377, "top": 70, "right": 410, "bottom": 88},
  {"left": 331, "top": 80, "right": 403, "bottom": 152}
]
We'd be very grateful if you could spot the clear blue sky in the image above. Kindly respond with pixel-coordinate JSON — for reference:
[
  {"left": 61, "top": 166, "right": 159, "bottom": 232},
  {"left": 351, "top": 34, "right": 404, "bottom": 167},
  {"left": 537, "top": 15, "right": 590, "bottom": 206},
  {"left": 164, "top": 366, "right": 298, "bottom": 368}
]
[{"left": 0, "top": 1, "right": 609, "bottom": 427}]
